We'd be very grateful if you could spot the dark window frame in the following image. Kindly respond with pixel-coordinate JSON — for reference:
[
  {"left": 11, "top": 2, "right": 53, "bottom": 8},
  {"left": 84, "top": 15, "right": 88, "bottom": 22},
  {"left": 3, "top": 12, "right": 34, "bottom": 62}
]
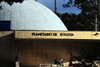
[{"left": 0, "top": 21, "right": 11, "bottom": 30}]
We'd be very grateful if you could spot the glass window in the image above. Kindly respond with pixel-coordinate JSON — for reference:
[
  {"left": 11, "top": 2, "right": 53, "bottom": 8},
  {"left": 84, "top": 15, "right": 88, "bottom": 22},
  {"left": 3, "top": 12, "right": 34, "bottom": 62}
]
[{"left": 0, "top": 21, "right": 11, "bottom": 30}]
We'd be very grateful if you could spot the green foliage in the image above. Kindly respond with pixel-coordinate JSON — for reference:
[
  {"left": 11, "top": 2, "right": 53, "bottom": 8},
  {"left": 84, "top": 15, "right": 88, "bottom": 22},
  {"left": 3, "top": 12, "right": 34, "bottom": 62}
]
[
  {"left": 63, "top": 0, "right": 96, "bottom": 13},
  {"left": 0, "top": 6, "right": 2, "bottom": 10},
  {"left": 62, "top": 0, "right": 100, "bottom": 31},
  {"left": 71, "top": 44, "right": 100, "bottom": 66},
  {"left": 55, "top": 12, "right": 94, "bottom": 31},
  {"left": 0, "top": 0, "right": 23, "bottom": 5}
]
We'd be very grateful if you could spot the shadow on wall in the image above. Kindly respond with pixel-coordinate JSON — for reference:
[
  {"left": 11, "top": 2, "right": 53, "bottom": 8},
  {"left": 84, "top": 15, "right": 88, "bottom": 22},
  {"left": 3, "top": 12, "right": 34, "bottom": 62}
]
[
  {"left": 0, "top": 33, "right": 98, "bottom": 67},
  {"left": 0, "top": 33, "right": 15, "bottom": 67}
]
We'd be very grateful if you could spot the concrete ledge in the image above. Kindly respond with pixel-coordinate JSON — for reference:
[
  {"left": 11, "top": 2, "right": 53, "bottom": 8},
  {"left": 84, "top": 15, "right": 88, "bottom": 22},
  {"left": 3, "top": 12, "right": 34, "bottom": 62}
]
[
  {"left": 15, "top": 31, "right": 100, "bottom": 40},
  {"left": 0, "top": 31, "right": 14, "bottom": 37}
]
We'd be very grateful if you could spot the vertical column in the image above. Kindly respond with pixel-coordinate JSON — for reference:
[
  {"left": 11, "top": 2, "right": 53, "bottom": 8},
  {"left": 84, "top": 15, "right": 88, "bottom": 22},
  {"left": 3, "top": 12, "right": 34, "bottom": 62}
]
[
  {"left": 95, "top": 0, "right": 97, "bottom": 31},
  {"left": 55, "top": 0, "right": 57, "bottom": 13}
]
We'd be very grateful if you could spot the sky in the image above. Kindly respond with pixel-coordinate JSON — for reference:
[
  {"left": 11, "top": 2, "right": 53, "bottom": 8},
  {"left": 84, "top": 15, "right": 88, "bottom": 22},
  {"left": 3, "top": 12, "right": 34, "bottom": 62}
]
[{"left": 35, "top": 0, "right": 82, "bottom": 15}]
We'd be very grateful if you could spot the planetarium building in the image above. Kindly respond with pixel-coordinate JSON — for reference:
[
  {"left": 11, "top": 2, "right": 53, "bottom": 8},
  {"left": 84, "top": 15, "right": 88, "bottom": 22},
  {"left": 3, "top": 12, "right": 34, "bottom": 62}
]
[
  {"left": 0, "top": 0, "right": 67, "bottom": 30},
  {"left": 0, "top": 0, "right": 99, "bottom": 67}
]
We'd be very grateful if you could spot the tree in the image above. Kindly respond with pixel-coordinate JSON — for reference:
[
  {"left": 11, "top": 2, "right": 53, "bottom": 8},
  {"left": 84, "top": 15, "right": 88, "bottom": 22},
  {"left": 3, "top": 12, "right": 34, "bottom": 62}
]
[
  {"left": 63, "top": 0, "right": 100, "bottom": 31},
  {"left": 0, "top": 0, "right": 24, "bottom": 5},
  {"left": 63, "top": 0, "right": 97, "bottom": 14},
  {"left": 0, "top": 6, "right": 2, "bottom": 10},
  {"left": 71, "top": 44, "right": 100, "bottom": 67},
  {"left": 0, "top": 0, "right": 23, "bottom": 10},
  {"left": 56, "top": 12, "right": 94, "bottom": 31}
]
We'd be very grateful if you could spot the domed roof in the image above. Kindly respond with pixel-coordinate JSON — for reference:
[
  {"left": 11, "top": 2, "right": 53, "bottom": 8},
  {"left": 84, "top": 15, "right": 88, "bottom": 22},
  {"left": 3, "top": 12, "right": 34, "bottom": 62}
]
[{"left": 0, "top": 0, "right": 68, "bottom": 31}]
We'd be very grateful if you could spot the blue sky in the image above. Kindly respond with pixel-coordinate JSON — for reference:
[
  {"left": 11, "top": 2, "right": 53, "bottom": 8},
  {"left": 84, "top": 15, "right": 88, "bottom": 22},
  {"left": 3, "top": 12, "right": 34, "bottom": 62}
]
[{"left": 35, "top": 0, "right": 81, "bottom": 14}]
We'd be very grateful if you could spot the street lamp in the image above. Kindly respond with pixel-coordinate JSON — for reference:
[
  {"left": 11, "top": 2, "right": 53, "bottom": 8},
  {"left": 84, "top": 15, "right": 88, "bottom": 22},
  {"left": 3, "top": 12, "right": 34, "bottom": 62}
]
[
  {"left": 95, "top": 0, "right": 97, "bottom": 31},
  {"left": 55, "top": 0, "right": 57, "bottom": 13}
]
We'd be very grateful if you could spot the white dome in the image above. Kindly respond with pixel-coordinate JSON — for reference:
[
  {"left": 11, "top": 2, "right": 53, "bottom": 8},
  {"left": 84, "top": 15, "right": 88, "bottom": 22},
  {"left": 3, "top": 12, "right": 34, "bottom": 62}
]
[{"left": 0, "top": 0, "right": 68, "bottom": 31}]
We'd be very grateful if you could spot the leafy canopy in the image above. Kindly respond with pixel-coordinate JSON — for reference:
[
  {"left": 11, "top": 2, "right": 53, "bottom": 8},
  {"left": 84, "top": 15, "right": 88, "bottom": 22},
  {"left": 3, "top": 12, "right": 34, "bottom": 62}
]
[
  {"left": 0, "top": 0, "right": 24, "bottom": 5},
  {"left": 63, "top": 0, "right": 100, "bottom": 14}
]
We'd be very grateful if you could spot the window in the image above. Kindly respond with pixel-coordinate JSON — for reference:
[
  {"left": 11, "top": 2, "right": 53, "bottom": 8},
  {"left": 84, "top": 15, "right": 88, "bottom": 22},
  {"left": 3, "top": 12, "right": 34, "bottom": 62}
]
[{"left": 0, "top": 21, "right": 11, "bottom": 30}]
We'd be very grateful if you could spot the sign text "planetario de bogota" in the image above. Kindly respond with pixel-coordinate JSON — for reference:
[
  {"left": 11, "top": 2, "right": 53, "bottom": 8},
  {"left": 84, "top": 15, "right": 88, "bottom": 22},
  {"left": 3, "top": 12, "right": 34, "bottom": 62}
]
[{"left": 32, "top": 33, "right": 74, "bottom": 36}]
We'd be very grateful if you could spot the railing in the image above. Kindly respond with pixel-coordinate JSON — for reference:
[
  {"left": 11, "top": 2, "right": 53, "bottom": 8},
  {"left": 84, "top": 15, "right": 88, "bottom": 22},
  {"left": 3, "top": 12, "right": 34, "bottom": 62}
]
[
  {"left": 39, "top": 64, "right": 52, "bottom": 67},
  {"left": 39, "top": 64, "right": 68, "bottom": 67},
  {"left": 15, "top": 61, "right": 20, "bottom": 67}
]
